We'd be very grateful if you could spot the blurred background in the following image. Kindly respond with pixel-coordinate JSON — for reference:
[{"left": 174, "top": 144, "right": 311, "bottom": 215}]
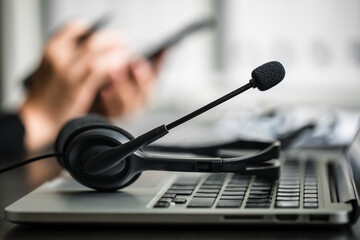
[{"left": 0, "top": 0, "right": 359, "bottom": 141}]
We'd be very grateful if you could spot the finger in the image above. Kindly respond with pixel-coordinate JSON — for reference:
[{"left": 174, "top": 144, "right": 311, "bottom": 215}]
[
  {"left": 98, "top": 76, "right": 135, "bottom": 117},
  {"left": 81, "top": 29, "right": 130, "bottom": 55},
  {"left": 68, "top": 30, "right": 131, "bottom": 84},
  {"left": 98, "top": 60, "right": 156, "bottom": 118},
  {"left": 129, "top": 58, "right": 156, "bottom": 94},
  {"left": 73, "top": 47, "right": 131, "bottom": 93},
  {"left": 98, "top": 67, "right": 143, "bottom": 117},
  {"left": 103, "top": 58, "right": 155, "bottom": 103},
  {"left": 44, "top": 20, "right": 90, "bottom": 69},
  {"left": 52, "top": 19, "right": 90, "bottom": 44},
  {"left": 152, "top": 50, "right": 166, "bottom": 73}
]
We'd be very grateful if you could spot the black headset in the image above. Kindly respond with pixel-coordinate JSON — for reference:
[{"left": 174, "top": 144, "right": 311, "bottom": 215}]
[
  {"left": 0, "top": 61, "right": 285, "bottom": 192},
  {"left": 55, "top": 114, "right": 281, "bottom": 191}
]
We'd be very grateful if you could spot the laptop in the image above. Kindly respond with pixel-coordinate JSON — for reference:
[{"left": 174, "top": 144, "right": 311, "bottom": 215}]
[{"left": 5, "top": 128, "right": 360, "bottom": 225}]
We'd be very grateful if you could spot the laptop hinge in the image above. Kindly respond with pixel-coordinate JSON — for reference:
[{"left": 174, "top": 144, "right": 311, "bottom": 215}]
[
  {"left": 346, "top": 199, "right": 360, "bottom": 224},
  {"left": 331, "top": 161, "right": 359, "bottom": 223}
]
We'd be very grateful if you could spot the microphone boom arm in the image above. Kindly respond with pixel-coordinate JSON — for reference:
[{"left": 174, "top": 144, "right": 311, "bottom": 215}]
[{"left": 166, "top": 82, "right": 253, "bottom": 130}]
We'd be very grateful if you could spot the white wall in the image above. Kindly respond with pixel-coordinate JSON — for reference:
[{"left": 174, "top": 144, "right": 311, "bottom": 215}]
[
  {"left": 221, "top": 0, "right": 360, "bottom": 109},
  {"left": 0, "top": 0, "right": 42, "bottom": 110}
]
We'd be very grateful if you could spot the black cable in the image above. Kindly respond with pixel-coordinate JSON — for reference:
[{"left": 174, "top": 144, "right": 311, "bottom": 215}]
[{"left": 0, "top": 153, "right": 62, "bottom": 174}]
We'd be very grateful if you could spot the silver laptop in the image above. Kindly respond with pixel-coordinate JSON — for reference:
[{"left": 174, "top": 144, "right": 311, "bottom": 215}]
[{"left": 5, "top": 129, "right": 360, "bottom": 225}]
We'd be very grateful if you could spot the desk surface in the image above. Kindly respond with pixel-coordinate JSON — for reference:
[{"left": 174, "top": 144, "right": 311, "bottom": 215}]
[{"left": 1, "top": 167, "right": 360, "bottom": 240}]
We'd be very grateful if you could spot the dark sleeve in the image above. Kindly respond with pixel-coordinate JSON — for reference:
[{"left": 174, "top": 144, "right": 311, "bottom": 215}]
[{"left": 0, "top": 113, "right": 25, "bottom": 161}]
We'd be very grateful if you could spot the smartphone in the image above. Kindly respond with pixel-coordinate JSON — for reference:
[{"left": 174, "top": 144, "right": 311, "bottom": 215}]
[
  {"left": 24, "top": 18, "right": 215, "bottom": 88},
  {"left": 143, "top": 18, "right": 215, "bottom": 62}
]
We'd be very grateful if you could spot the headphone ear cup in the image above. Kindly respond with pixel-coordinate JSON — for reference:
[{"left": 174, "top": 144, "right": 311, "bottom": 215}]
[
  {"left": 55, "top": 115, "right": 110, "bottom": 167},
  {"left": 55, "top": 114, "right": 141, "bottom": 191}
]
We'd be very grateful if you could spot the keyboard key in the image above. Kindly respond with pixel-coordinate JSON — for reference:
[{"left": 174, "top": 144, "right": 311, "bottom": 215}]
[
  {"left": 187, "top": 198, "right": 215, "bottom": 208},
  {"left": 217, "top": 199, "right": 242, "bottom": 208},
  {"left": 196, "top": 189, "right": 220, "bottom": 194},
  {"left": 227, "top": 183, "right": 249, "bottom": 188},
  {"left": 194, "top": 193, "right": 218, "bottom": 198},
  {"left": 276, "top": 196, "right": 300, "bottom": 201},
  {"left": 304, "top": 194, "right": 317, "bottom": 198},
  {"left": 276, "top": 201, "right": 299, "bottom": 208},
  {"left": 154, "top": 202, "right": 170, "bottom": 208},
  {"left": 304, "top": 182, "right": 317, "bottom": 186},
  {"left": 248, "top": 194, "right": 271, "bottom": 199},
  {"left": 229, "top": 178, "right": 249, "bottom": 182},
  {"left": 246, "top": 198, "right": 271, "bottom": 203},
  {"left": 224, "top": 187, "right": 247, "bottom": 192},
  {"left": 249, "top": 190, "right": 271, "bottom": 195},
  {"left": 250, "top": 186, "right": 272, "bottom": 191},
  {"left": 166, "top": 190, "right": 193, "bottom": 195},
  {"left": 162, "top": 193, "right": 176, "bottom": 199},
  {"left": 222, "top": 191, "right": 245, "bottom": 196},
  {"left": 277, "top": 188, "right": 300, "bottom": 193},
  {"left": 170, "top": 185, "right": 195, "bottom": 190},
  {"left": 220, "top": 196, "right": 244, "bottom": 200},
  {"left": 278, "top": 184, "right": 300, "bottom": 189},
  {"left": 304, "top": 198, "right": 318, "bottom": 203},
  {"left": 158, "top": 198, "right": 172, "bottom": 203},
  {"left": 252, "top": 182, "right": 273, "bottom": 187},
  {"left": 173, "top": 198, "right": 187, "bottom": 204},
  {"left": 202, "top": 183, "right": 224, "bottom": 188},
  {"left": 304, "top": 202, "right": 319, "bottom": 208},
  {"left": 200, "top": 185, "right": 222, "bottom": 189},
  {"left": 245, "top": 203, "right": 270, "bottom": 208},
  {"left": 276, "top": 192, "right": 300, "bottom": 197},
  {"left": 280, "top": 177, "right": 301, "bottom": 182},
  {"left": 281, "top": 174, "right": 301, "bottom": 178},
  {"left": 304, "top": 189, "right": 317, "bottom": 194},
  {"left": 204, "top": 180, "right": 224, "bottom": 185},
  {"left": 229, "top": 177, "right": 249, "bottom": 181},
  {"left": 305, "top": 177, "right": 317, "bottom": 182},
  {"left": 174, "top": 177, "right": 199, "bottom": 185}
]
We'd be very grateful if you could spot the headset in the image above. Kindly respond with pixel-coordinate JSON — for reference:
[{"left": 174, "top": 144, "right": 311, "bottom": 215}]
[
  {"left": 0, "top": 61, "right": 285, "bottom": 191},
  {"left": 55, "top": 114, "right": 281, "bottom": 191}
]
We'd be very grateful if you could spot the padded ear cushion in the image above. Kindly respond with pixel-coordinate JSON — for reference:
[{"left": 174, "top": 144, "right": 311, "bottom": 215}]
[
  {"left": 55, "top": 115, "right": 142, "bottom": 191},
  {"left": 55, "top": 115, "right": 110, "bottom": 159}
]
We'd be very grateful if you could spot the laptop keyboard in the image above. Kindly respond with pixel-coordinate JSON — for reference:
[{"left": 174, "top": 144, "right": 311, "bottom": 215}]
[{"left": 153, "top": 160, "right": 319, "bottom": 209}]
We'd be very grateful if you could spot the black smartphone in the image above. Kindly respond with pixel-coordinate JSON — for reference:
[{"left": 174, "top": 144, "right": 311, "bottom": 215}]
[
  {"left": 143, "top": 18, "right": 215, "bottom": 62},
  {"left": 24, "top": 18, "right": 215, "bottom": 88}
]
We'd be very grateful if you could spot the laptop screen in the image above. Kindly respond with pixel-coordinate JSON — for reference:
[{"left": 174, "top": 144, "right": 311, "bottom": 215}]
[{"left": 347, "top": 129, "right": 360, "bottom": 198}]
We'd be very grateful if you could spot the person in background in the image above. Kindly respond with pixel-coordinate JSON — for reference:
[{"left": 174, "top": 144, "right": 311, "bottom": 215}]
[{"left": 0, "top": 20, "right": 162, "bottom": 185}]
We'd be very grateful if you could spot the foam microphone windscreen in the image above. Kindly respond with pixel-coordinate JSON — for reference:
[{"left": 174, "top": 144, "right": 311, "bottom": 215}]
[{"left": 251, "top": 61, "right": 285, "bottom": 91}]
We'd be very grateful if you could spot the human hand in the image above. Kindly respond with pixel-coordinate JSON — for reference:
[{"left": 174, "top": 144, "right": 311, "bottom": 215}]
[
  {"left": 90, "top": 54, "right": 163, "bottom": 119},
  {"left": 19, "top": 20, "right": 131, "bottom": 152}
]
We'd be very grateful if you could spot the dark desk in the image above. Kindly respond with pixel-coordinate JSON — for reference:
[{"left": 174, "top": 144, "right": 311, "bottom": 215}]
[{"left": 1, "top": 167, "right": 360, "bottom": 240}]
